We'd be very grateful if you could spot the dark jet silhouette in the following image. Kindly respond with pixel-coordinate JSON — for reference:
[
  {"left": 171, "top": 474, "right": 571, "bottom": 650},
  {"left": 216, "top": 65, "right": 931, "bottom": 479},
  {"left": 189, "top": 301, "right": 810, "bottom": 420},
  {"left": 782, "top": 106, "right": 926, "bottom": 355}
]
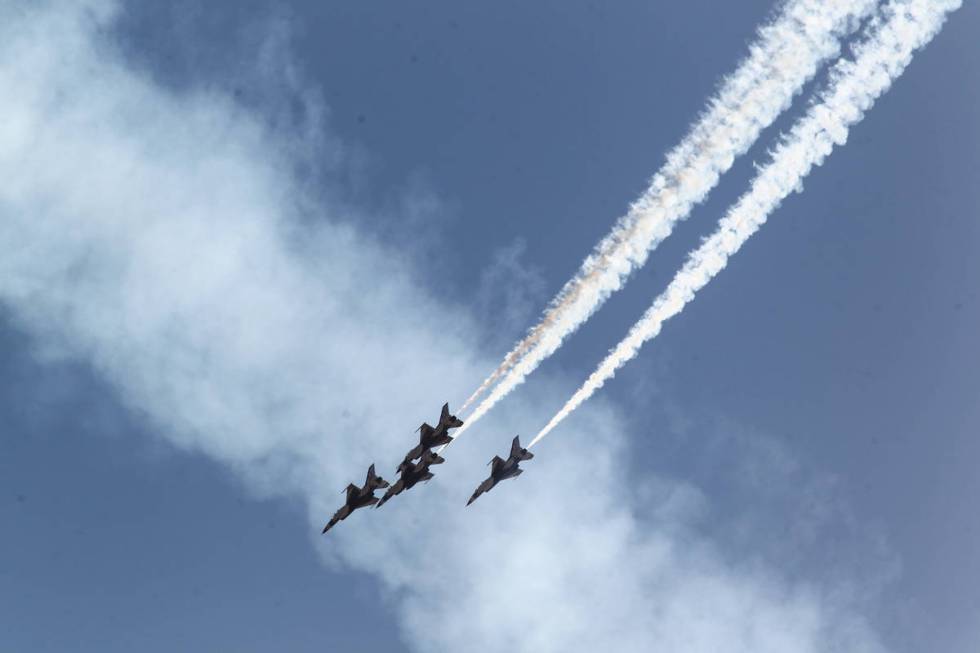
[
  {"left": 322, "top": 464, "right": 390, "bottom": 534},
  {"left": 376, "top": 450, "right": 445, "bottom": 508},
  {"left": 399, "top": 403, "right": 463, "bottom": 469},
  {"left": 467, "top": 436, "right": 534, "bottom": 506}
]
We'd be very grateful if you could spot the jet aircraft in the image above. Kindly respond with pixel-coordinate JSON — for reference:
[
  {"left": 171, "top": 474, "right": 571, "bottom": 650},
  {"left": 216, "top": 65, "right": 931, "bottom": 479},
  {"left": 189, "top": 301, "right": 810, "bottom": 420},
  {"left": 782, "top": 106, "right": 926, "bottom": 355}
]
[
  {"left": 376, "top": 449, "right": 445, "bottom": 508},
  {"left": 399, "top": 402, "right": 463, "bottom": 468},
  {"left": 466, "top": 435, "right": 534, "bottom": 506},
  {"left": 322, "top": 464, "right": 390, "bottom": 534}
]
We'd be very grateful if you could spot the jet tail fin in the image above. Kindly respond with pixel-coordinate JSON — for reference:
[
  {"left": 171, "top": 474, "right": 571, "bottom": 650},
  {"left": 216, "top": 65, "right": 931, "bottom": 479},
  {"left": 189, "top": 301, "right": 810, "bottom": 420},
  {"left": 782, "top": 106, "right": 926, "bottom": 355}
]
[
  {"left": 440, "top": 402, "right": 464, "bottom": 429},
  {"left": 421, "top": 450, "right": 445, "bottom": 466},
  {"left": 366, "top": 464, "right": 388, "bottom": 488},
  {"left": 510, "top": 436, "right": 534, "bottom": 461}
]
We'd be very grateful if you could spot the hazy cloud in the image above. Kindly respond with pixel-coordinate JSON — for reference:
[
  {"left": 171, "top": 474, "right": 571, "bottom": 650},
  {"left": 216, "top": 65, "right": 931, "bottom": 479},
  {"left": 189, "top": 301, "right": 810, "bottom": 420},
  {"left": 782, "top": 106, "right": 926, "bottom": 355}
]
[{"left": 475, "top": 239, "right": 548, "bottom": 347}]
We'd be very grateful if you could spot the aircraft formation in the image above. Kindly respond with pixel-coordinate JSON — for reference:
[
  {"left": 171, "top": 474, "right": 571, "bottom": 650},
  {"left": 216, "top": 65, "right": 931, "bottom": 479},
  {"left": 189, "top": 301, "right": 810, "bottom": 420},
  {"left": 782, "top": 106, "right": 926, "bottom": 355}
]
[{"left": 322, "top": 403, "right": 532, "bottom": 534}]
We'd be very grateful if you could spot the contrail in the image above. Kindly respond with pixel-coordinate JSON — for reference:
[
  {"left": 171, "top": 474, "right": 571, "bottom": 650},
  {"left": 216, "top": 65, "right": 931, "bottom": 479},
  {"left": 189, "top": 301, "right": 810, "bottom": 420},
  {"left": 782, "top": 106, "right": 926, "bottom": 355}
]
[
  {"left": 528, "top": 0, "right": 960, "bottom": 448},
  {"left": 455, "top": 0, "right": 880, "bottom": 433}
]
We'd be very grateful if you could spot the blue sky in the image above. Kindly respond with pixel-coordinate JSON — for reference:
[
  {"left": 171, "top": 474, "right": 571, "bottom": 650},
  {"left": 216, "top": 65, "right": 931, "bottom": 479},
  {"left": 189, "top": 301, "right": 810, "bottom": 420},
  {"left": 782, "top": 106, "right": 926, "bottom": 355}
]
[{"left": 1, "top": 1, "right": 977, "bottom": 651}]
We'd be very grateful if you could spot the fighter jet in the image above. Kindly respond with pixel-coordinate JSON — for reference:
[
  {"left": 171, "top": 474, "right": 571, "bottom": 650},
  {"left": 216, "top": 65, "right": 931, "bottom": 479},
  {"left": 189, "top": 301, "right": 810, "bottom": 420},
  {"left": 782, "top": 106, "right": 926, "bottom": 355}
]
[
  {"left": 321, "top": 464, "right": 390, "bottom": 534},
  {"left": 376, "top": 449, "right": 445, "bottom": 508},
  {"left": 466, "top": 436, "right": 534, "bottom": 506},
  {"left": 399, "top": 403, "right": 463, "bottom": 469}
]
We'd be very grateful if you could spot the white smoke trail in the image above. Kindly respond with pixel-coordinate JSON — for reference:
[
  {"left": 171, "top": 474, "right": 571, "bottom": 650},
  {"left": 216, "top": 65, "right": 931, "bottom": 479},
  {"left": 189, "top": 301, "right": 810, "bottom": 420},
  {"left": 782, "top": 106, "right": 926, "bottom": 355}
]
[
  {"left": 455, "top": 0, "right": 880, "bottom": 433},
  {"left": 459, "top": 0, "right": 878, "bottom": 414},
  {"left": 529, "top": 0, "right": 961, "bottom": 448}
]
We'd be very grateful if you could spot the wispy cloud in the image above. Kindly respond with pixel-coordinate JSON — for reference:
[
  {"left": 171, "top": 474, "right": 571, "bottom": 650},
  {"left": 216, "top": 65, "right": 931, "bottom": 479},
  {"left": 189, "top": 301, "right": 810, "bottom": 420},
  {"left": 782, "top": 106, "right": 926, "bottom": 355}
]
[
  {"left": 530, "top": 0, "right": 962, "bottom": 448},
  {"left": 0, "top": 2, "right": 886, "bottom": 651}
]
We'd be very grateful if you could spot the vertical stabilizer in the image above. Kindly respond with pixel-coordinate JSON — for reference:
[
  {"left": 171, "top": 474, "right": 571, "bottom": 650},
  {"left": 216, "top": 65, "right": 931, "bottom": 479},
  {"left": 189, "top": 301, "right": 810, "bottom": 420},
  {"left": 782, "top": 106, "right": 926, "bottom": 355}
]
[{"left": 510, "top": 436, "right": 534, "bottom": 461}]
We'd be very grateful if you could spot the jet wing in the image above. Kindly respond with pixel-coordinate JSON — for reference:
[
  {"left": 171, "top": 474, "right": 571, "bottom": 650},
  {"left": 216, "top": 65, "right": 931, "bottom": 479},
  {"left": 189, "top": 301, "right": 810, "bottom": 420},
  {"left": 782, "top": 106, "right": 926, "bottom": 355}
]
[{"left": 489, "top": 455, "right": 505, "bottom": 475}]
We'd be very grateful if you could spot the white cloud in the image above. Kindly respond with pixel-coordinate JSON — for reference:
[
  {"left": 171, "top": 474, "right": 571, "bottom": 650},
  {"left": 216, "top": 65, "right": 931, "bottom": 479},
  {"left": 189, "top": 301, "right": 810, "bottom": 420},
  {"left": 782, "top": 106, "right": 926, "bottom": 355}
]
[
  {"left": 0, "top": 2, "right": 886, "bottom": 651},
  {"left": 474, "top": 238, "right": 548, "bottom": 347}
]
